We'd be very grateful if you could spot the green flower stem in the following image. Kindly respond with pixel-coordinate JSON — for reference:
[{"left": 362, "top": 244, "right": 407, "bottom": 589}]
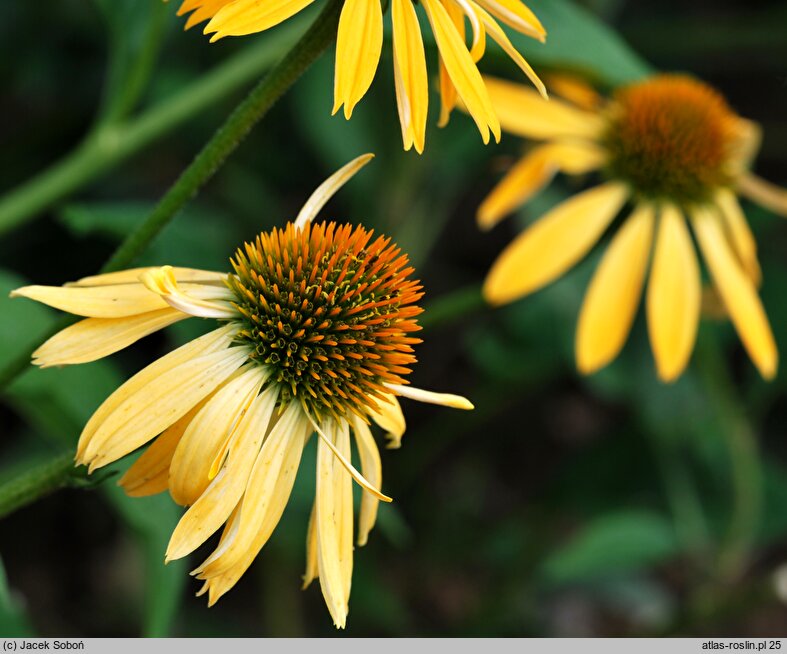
[
  {"left": 0, "top": 452, "right": 78, "bottom": 519},
  {"left": 0, "top": 15, "right": 309, "bottom": 237}
]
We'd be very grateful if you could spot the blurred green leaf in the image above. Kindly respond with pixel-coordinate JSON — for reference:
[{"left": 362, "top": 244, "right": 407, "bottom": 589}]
[
  {"left": 541, "top": 510, "right": 678, "bottom": 585},
  {"left": 103, "top": 481, "right": 186, "bottom": 637},
  {"left": 0, "top": 557, "right": 34, "bottom": 637}
]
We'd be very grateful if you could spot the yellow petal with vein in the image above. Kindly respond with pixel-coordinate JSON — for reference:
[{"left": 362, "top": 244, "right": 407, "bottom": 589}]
[
  {"left": 715, "top": 188, "right": 760, "bottom": 285},
  {"left": 484, "top": 182, "right": 628, "bottom": 305},
  {"left": 10, "top": 284, "right": 168, "bottom": 318},
  {"left": 333, "top": 0, "right": 383, "bottom": 119},
  {"left": 205, "top": 0, "right": 315, "bottom": 40},
  {"left": 352, "top": 415, "right": 382, "bottom": 546},
  {"left": 68, "top": 267, "right": 226, "bottom": 287},
  {"left": 474, "top": 0, "right": 545, "bottom": 41},
  {"left": 576, "top": 205, "right": 654, "bottom": 375},
  {"left": 437, "top": 1, "right": 464, "bottom": 127},
  {"left": 692, "top": 206, "right": 777, "bottom": 380},
  {"left": 303, "top": 501, "right": 319, "bottom": 588},
  {"left": 392, "top": 0, "right": 429, "bottom": 153},
  {"left": 646, "top": 205, "right": 701, "bottom": 382},
  {"left": 33, "top": 308, "right": 186, "bottom": 368}
]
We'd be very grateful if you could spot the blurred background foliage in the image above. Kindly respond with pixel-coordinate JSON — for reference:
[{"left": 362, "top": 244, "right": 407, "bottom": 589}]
[{"left": 1, "top": 0, "right": 787, "bottom": 637}]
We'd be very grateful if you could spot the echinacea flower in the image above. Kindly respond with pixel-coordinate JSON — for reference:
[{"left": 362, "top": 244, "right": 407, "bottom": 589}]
[
  {"left": 479, "top": 74, "right": 787, "bottom": 382},
  {"left": 10, "top": 155, "right": 472, "bottom": 628},
  {"left": 173, "top": 0, "right": 547, "bottom": 152}
]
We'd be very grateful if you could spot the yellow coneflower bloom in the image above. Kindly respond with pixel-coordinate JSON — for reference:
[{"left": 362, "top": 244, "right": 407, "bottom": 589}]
[
  {"left": 173, "top": 0, "right": 547, "bottom": 153},
  {"left": 10, "top": 155, "right": 473, "bottom": 628},
  {"left": 479, "top": 74, "right": 787, "bottom": 382}
]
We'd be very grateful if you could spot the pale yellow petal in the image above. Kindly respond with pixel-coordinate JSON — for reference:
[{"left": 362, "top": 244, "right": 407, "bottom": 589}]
[
  {"left": 140, "top": 266, "right": 236, "bottom": 319},
  {"left": 738, "top": 172, "right": 787, "bottom": 218},
  {"left": 10, "top": 284, "right": 168, "bottom": 318},
  {"left": 294, "top": 154, "right": 375, "bottom": 229},
  {"left": 32, "top": 308, "right": 187, "bottom": 368},
  {"left": 333, "top": 0, "right": 383, "bottom": 119},
  {"left": 82, "top": 347, "right": 250, "bottom": 471},
  {"left": 351, "top": 415, "right": 382, "bottom": 546},
  {"left": 334, "top": 420, "right": 354, "bottom": 605},
  {"left": 692, "top": 206, "right": 778, "bottom": 380},
  {"left": 168, "top": 365, "right": 267, "bottom": 506},
  {"left": 166, "top": 385, "right": 280, "bottom": 561},
  {"left": 543, "top": 73, "right": 603, "bottom": 111},
  {"left": 386, "top": 383, "right": 474, "bottom": 410},
  {"left": 76, "top": 324, "right": 236, "bottom": 461},
  {"left": 484, "top": 182, "right": 629, "bottom": 305},
  {"left": 576, "top": 205, "right": 654, "bottom": 374},
  {"left": 646, "top": 205, "right": 701, "bottom": 382},
  {"left": 483, "top": 75, "right": 605, "bottom": 140},
  {"left": 422, "top": 0, "right": 500, "bottom": 143},
  {"left": 715, "top": 188, "right": 761, "bottom": 285},
  {"left": 392, "top": 0, "right": 429, "bottom": 153},
  {"left": 368, "top": 394, "right": 406, "bottom": 449},
  {"left": 302, "top": 501, "right": 319, "bottom": 589},
  {"left": 205, "top": 0, "right": 315, "bottom": 40},
  {"left": 68, "top": 267, "right": 226, "bottom": 287},
  {"left": 315, "top": 424, "right": 349, "bottom": 629}
]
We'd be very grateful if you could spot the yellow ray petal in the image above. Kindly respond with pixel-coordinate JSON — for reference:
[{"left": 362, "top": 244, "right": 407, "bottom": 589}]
[
  {"left": 193, "top": 404, "right": 307, "bottom": 578},
  {"left": 646, "top": 205, "right": 701, "bottom": 382},
  {"left": 484, "top": 182, "right": 628, "bottom": 305},
  {"left": 692, "top": 206, "right": 778, "bottom": 380},
  {"left": 294, "top": 154, "right": 374, "bottom": 229},
  {"left": 82, "top": 347, "right": 250, "bottom": 471},
  {"left": 177, "top": 0, "right": 233, "bottom": 29},
  {"left": 333, "top": 0, "right": 383, "bottom": 119},
  {"left": 738, "top": 172, "right": 787, "bottom": 218},
  {"left": 351, "top": 415, "right": 382, "bottom": 546},
  {"left": 542, "top": 73, "right": 602, "bottom": 110},
  {"left": 205, "top": 0, "right": 315, "bottom": 40},
  {"left": 76, "top": 324, "right": 236, "bottom": 461},
  {"left": 68, "top": 267, "right": 226, "bottom": 287},
  {"left": 368, "top": 394, "right": 406, "bottom": 449},
  {"left": 166, "top": 385, "right": 280, "bottom": 561},
  {"left": 452, "top": 0, "right": 486, "bottom": 63},
  {"left": 315, "top": 424, "right": 349, "bottom": 629},
  {"left": 140, "top": 266, "right": 236, "bottom": 319},
  {"left": 576, "top": 204, "right": 655, "bottom": 375},
  {"left": 10, "top": 284, "right": 168, "bottom": 318},
  {"left": 392, "top": 0, "right": 429, "bottom": 153},
  {"left": 473, "top": 0, "right": 545, "bottom": 41},
  {"left": 302, "top": 501, "right": 319, "bottom": 589},
  {"left": 32, "top": 308, "right": 187, "bottom": 368},
  {"left": 334, "top": 420, "right": 354, "bottom": 605},
  {"left": 118, "top": 399, "right": 206, "bottom": 498},
  {"left": 483, "top": 75, "right": 605, "bottom": 140},
  {"left": 422, "top": 0, "right": 500, "bottom": 143},
  {"left": 168, "top": 365, "right": 267, "bottom": 506},
  {"left": 386, "top": 383, "right": 474, "bottom": 410},
  {"left": 437, "top": 1, "right": 465, "bottom": 127},
  {"left": 715, "top": 188, "right": 761, "bottom": 285}
]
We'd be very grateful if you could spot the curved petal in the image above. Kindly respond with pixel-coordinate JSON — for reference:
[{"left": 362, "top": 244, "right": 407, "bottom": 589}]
[
  {"left": 484, "top": 182, "right": 629, "bottom": 305},
  {"left": 692, "top": 206, "right": 777, "bottom": 379},
  {"left": 140, "top": 266, "right": 236, "bottom": 319},
  {"left": 473, "top": 0, "right": 545, "bottom": 41},
  {"left": 351, "top": 415, "right": 383, "bottom": 546},
  {"left": 576, "top": 205, "right": 654, "bottom": 374},
  {"left": 32, "top": 308, "right": 187, "bottom": 368},
  {"left": 483, "top": 75, "right": 605, "bottom": 141},
  {"left": 386, "top": 383, "right": 474, "bottom": 409},
  {"left": 333, "top": 0, "right": 383, "bottom": 119},
  {"left": 204, "top": 0, "right": 315, "bottom": 40},
  {"left": 68, "top": 267, "right": 226, "bottom": 287},
  {"left": 715, "top": 188, "right": 761, "bottom": 285},
  {"left": 437, "top": 1, "right": 465, "bottom": 127},
  {"left": 368, "top": 394, "right": 406, "bottom": 449},
  {"left": 422, "top": 0, "right": 499, "bottom": 143},
  {"left": 646, "top": 205, "right": 701, "bottom": 382},
  {"left": 391, "top": 0, "right": 429, "bottom": 153},
  {"left": 738, "top": 172, "right": 787, "bottom": 218}
]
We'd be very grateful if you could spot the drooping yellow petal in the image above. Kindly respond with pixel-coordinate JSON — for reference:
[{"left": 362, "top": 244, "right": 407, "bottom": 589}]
[
  {"left": 437, "top": 1, "right": 464, "bottom": 127},
  {"left": 166, "top": 385, "right": 280, "bottom": 561},
  {"left": 67, "top": 266, "right": 226, "bottom": 287},
  {"left": 32, "top": 308, "right": 187, "bottom": 368},
  {"left": 315, "top": 423, "right": 349, "bottom": 629},
  {"left": 178, "top": 0, "right": 235, "bottom": 30},
  {"left": 646, "top": 205, "right": 701, "bottom": 382},
  {"left": 715, "top": 188, "right": 761, "bottom": 285},
  {"left": 576, "top": 204, "right": 655, "bottom": 375},
  {"left": 118, "top": 399, "right": 207, "bottom": 498},
  {"left": 81, "top": 347, "right": 250, "bottom": 471},
  {"left": 351, "top": 415, "right": 382, "bottom": 546},
  {"left": 422, "top": 0, "right": 500, "bottom": 143},
  {"left": 334, "top": 420, "right": 354, "bottom": 605},
  {"left": 168, "top": 365, "right": 267, "bottom": 506},
  {"left": 302, "top": 501, "right": 319, "bottom": 589},
  {"left": 194, "top": 404, "right": 307, "bottom": 578},
  {"left": 391, "top": 0, "right": 429, "bottom": 153},
  {"left": 10, "top": 284, "right": 168, "bottom": 318},
  {"left": 473, "top": 0, "right": 545, "bottom": 41},
  {"left": 483, "top": 75, "right": 605, "bottom": 140},
  {"left": 294, "top": 154, "right": 374, "bottom": 229},
  {"left": 76, "top": 324, "right": 236, "bottom": 461},
  {"left": 692, "top": 206, "right": 778, "bottom": 380},
  {"left": 140, "top": 266, "right": 236, "bottom": 319},
  {"left": 333, "top": 0, "right": 383, "bottom": 119},
  {"left": 368, "top": 394, "right": 406, "bottom": 449},
  {"left": 738, "top": 172, "right": 787, "bottom": 218},
  {"left": 484, "top": 182, "right": 629, "bottom": 305},
  {"left": 205, "top": 0, "right": 315, "bottom": 40},
  {"left": 386, "top": 383, "right": 474, "bottom": 410}
]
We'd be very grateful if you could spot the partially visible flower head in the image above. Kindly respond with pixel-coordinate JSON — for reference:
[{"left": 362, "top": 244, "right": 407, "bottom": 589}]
[
  {"left": 478, "top": 73, "right": 787, "bottom": 382},
  {"left": 172, "top": 0, "right": 548, "bottom": 152},
  {"left": 10, "top": 155, "right": 473, "bottom": 628}
]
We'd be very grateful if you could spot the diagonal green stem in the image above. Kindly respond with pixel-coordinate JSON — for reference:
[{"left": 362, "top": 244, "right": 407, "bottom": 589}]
[{"left": 0, "top": 452, "right": 77, "bottom": 519}]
